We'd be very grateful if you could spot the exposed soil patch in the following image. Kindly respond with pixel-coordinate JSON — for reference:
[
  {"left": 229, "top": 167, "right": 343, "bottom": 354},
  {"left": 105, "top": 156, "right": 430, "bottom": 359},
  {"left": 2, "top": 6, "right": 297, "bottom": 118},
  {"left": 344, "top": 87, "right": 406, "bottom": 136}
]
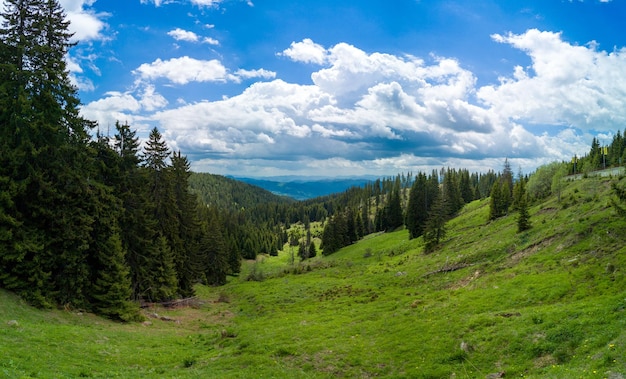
[
  {"left": 508, "top": 236, "right": 556, "bottom": 266},
  {"left": 449, "top": 270, "right": 480, "bottom": 290}
]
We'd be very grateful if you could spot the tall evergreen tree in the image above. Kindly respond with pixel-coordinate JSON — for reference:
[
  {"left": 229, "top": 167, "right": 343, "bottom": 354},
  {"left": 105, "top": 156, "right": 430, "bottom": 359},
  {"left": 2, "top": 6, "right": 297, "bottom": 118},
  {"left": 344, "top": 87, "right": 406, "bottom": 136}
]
[
  {"left": 384, "top": 180, "right": 404, "bottom": 231},
  {"left": 423, "top": 193, "right": 447, "bottom": 253},
  {"left": 442, "top": 168, "right": 463, "bottom": 216},
  {"left": 142, "top": 127, "right": 179, "bottom": 299},
  {"left": 199, "top": 210, "right": 229, "bottom": 286},
  {"left": 406, "top": 172, "right": 429, "bottom": 239},
  {"left": 170, "top": 151, "right": 203, "bottom": 297},
  {"left": 0, "top": 0, "right": 97, "bottom": 307}
]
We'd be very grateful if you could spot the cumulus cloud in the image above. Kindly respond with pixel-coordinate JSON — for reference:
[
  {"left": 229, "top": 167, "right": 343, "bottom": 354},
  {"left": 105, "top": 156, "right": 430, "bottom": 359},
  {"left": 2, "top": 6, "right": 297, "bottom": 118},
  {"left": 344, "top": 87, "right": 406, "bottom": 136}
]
[
  {"left": 146, "top": 40, "right": 516, "bottom": 173},
  {"left": 168, "top": 28, "right": 220, "bottom": 45},
  {"left": 81, "top": 32, "right": 626, "bottom": 177},
  {"left": 134, "top": 57, "right": 230, "bottom": 84},
  {"left": 168, "top": 28, "right": 200, "bottom": 42},
  {"left": 133, "top": 56, "right": 276, "bottom": 85},
  {"left": 479, "top": 29, "right": 626, "bottom": 130},
  {"left": 81, "top": 84, "right": 168, "bottom": 131},
  {"left": 59, "top": 0, "right": 108, "bottom": 42},
  {"left": 280, "top": 38, "right": 328, "bottom": 64}
]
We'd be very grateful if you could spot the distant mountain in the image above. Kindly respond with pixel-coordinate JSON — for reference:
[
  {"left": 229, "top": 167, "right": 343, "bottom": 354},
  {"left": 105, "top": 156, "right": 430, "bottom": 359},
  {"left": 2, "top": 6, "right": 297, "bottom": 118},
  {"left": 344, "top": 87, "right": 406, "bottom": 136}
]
[{"left": 233, "top": 176, "right": 376, "bottom": 200}]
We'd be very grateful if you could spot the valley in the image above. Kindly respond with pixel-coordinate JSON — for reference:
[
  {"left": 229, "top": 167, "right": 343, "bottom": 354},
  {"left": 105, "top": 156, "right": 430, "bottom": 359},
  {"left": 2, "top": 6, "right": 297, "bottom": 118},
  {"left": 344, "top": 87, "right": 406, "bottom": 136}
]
[{"left": 2, "top": 175, "right": 625, "bottom": 378}]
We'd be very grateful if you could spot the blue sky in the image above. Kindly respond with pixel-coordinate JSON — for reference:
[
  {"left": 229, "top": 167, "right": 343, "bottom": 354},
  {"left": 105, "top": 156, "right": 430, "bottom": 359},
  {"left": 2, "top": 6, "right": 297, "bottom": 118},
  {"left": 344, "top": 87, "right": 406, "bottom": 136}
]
[{"left": 5, "top": 0, "right": 626, "bottom": 177}]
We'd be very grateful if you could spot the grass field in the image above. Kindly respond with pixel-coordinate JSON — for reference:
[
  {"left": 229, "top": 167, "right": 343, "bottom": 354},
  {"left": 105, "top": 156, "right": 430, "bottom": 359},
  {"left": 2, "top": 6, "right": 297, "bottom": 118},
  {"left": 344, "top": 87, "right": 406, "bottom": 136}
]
[{"left": 1, "top": 176, "right": 626, "bottom": 378}]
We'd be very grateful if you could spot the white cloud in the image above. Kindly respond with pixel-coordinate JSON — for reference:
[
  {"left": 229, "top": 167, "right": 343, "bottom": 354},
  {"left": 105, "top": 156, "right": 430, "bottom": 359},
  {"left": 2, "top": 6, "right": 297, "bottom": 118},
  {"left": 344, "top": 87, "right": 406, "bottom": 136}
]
[
  {"left": 82, "top": 32, "right": 626, "bottom": 177},
  {"left": 168, "top": 28, "right": 199, "bottom": 42},
  {"left": 190, "top": 0, "right": 222, "bottom": 7},
  {"left": 134, "top": 56, "right": 276, "bottom": 85},
  {"left": 80, "top": 83, "right": 168, "bottom": 132},
  {"left": 145, "top": 42, "right": 517, "bottom": 172},
  {"left": 280, "top": 38, "right": 328, "bottom": 65},
  {"left": 59, "top": 0, "right": 108, "bottom": 42},
  {"left": 203, "top": 37, "right": 220, "bottom": 45},
  {"left": 134, "top": 57, "right": 230, "bottom": 84},
  {"left": 167, "top": 28, "right": 220, "bottom": 45},
  {"left": 479, "top": 29, "right": 626, "bottom": 130},
  {"left": 232, "top": 68, "right": 277, "bottom": 82}
]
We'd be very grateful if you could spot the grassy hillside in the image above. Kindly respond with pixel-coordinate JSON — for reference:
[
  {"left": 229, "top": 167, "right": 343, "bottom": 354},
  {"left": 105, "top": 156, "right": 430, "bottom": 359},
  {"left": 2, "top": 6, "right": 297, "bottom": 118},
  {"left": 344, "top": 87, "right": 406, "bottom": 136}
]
[{"left": 1, "top": 176, "right": 625, "bottom": 378}]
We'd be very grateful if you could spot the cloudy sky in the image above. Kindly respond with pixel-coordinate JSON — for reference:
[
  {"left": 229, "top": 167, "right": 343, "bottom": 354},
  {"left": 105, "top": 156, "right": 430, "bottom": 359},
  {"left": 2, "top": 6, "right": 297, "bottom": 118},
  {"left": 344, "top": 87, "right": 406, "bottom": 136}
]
[{"left": 8, "top": 0, "right": 626, "bottom": 177}]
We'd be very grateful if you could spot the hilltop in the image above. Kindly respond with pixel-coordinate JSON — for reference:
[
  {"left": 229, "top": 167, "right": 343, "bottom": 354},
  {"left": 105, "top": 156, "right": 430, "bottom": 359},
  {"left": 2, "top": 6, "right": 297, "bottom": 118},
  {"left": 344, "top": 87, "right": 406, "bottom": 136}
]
[
  {"left": 234, "top": 176, "right": 375, "bottom": 200},
  {"left": 188, "top": 172, "right": 295, "bottom": 210},
  {"left": 1, "top": 174, "right": 625, "bottom": 378}
]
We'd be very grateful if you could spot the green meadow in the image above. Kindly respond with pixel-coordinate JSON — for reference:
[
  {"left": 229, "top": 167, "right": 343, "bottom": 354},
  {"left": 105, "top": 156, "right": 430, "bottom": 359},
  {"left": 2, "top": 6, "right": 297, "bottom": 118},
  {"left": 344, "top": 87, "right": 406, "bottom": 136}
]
[{"left": 1, "top": 176, "right": 625, "bottom": 378}]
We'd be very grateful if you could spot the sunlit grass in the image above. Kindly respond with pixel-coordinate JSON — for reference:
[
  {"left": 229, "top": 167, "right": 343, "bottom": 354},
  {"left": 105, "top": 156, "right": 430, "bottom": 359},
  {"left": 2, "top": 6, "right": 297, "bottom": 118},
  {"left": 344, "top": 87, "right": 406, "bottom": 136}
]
[{"left": 1, "top": 176, "right": 625, "bottom": 378}]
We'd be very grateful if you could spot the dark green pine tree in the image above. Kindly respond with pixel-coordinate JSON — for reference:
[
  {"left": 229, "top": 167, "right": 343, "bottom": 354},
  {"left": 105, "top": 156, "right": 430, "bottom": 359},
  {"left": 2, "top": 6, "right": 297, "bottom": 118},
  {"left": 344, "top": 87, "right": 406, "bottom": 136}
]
[
  {"left": 459, "top": 169, "right": 475, "bottom": 204},
  {"left": 151, "top": 236, "right": 179, "bottom": 300},
  {"left": 199, "top": 210, "right": 229, "bottom": 286},
  {"left": 321, "top": 213, "right": 347, "bottom": 256},
  {"left": 384, "top": 181, "right": 404, "bottom": 231},
  {"left": 489, "top": 180, "right": 502, "bottom": 220},
  {"left": 111, "top": 122, "right": 165, "bottom": 302},
  {"left": 86, "top": 136, "right": 140, "bottom": 319},
  {"left": 308, "top": 240, "right": 317, "bottom": 259},
  {"left": 0, "top": 0, "right": 95, "bottom": 307},
  {"left": 142, "top": 127, "right": 180, "bottom": 300},
  {"left": 423, "top": 192, "right": 448, "bottom": 253},
  {"left": 442, "top": 168, "right": 463, "bottom": 216},
  {"left": 489, "top": 178, "right": 512, "bottom": 220},
  {"left": 405, "top": 172, "right": 429, "bottom": 239},
  {"left": 170, "top": 151, "right": 203, "bottom": 298}
]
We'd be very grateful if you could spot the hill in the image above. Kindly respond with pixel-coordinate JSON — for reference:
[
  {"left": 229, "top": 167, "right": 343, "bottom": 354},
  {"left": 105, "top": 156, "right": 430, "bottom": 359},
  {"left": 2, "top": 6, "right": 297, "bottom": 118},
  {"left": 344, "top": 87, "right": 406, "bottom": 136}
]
[
  {"left": 188, "top": 172, "right": 295, "bottom": 210},
  {"left": 234, "top": 176, "right": 375, "bottom": 200},
  {"left": 1, "top": 175, "right": 625, "bottom": 378}
]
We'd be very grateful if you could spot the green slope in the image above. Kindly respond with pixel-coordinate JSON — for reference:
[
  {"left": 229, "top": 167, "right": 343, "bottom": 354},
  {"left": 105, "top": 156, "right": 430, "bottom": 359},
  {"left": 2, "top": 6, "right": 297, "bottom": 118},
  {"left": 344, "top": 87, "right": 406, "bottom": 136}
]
[
  {"left": 1, "top": 175, "right": 625, "bottom": 378},
  {"left": 188, "top": 172, "right": 295, "bottom": 211}
]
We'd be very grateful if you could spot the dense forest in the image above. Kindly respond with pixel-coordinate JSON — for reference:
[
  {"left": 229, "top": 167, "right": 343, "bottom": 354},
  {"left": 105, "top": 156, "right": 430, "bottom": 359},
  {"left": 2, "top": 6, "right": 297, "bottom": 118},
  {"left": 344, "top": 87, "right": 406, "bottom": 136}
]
[
  {"left": 2, "top": 0, "right": 625, "bottom": 322},
  {"left": 0, "top": 0, "right": 243, "bottom": 320}
]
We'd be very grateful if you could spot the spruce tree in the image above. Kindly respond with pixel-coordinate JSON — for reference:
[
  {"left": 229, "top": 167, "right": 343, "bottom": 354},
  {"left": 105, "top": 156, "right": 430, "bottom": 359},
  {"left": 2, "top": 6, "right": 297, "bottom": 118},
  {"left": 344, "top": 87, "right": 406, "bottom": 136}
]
[
  {"left": 0, "top": 0, "right": 96, "bottom": 307},
  {"left": 423, "top": 193, "right": 447, "bottom": 253},
  {"left": 406, "top": 172, "right": 429, "bottom": 239},
  {"left": 199, "top": 211, "right": 229, "bottom": 286},
  {"left": 171, "top": 151, "right": 203, "bottom": 297},
  {"left": 517, "top": 193, "right": 531, "bottom": 233}
]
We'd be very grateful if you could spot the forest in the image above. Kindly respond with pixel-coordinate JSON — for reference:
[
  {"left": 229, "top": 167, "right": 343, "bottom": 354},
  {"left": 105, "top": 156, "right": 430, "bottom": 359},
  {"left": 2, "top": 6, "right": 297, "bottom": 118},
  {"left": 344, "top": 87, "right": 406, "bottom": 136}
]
[{"left": 2, "top": 0, "right": 626, "bottom": 322}]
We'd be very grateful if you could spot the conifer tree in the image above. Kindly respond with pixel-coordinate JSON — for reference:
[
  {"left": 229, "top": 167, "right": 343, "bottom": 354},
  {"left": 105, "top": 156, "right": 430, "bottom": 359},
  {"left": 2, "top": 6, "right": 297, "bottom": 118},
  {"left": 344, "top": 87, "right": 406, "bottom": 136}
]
[
  {"left": 384, "top": 181, "right": 404, "bottom": 231},
  {"left": 423, "top": 193, "right": 447, "bottom": 253},
  {"left": 171, "top": 151, "right": 203, "bottom": 297},
  {"left": 199, "top": 211, "right": 229, "bottom": 286},
  {"left": 0, "top": 0, "right": 96, "bottom": 307},
  {"left": 442, "top": 168, "right": 463, "bottom": 216},
  {"left": 406, "top": 172, "right": 429, "bottom": 239}
]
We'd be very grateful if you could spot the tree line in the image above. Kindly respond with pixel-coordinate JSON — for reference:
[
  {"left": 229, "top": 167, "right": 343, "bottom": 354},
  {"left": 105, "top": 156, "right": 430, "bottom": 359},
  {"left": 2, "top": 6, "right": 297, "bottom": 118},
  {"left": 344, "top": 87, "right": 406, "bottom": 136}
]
[{"left": 319, "top": 167, "right": 504, "bottom": 255}]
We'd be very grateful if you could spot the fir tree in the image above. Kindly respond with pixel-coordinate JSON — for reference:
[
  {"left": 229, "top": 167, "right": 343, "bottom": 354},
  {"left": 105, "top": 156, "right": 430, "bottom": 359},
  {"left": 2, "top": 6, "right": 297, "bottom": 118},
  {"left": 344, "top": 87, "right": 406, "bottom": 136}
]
[
  {"left": 406, "top": 172, "right": 429, "bottom": 239},
  {"left": 171, "top": 151, "right": 203, "bottom": 297},
  {"left": 200, "top": 212, "right": 229, "bottom": 286},
  {"left": 423, "top": 194, "right": 447, "bottom": 253},
  {"left": 0, "top": 0, "right": 95, "bottom": 307}
]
